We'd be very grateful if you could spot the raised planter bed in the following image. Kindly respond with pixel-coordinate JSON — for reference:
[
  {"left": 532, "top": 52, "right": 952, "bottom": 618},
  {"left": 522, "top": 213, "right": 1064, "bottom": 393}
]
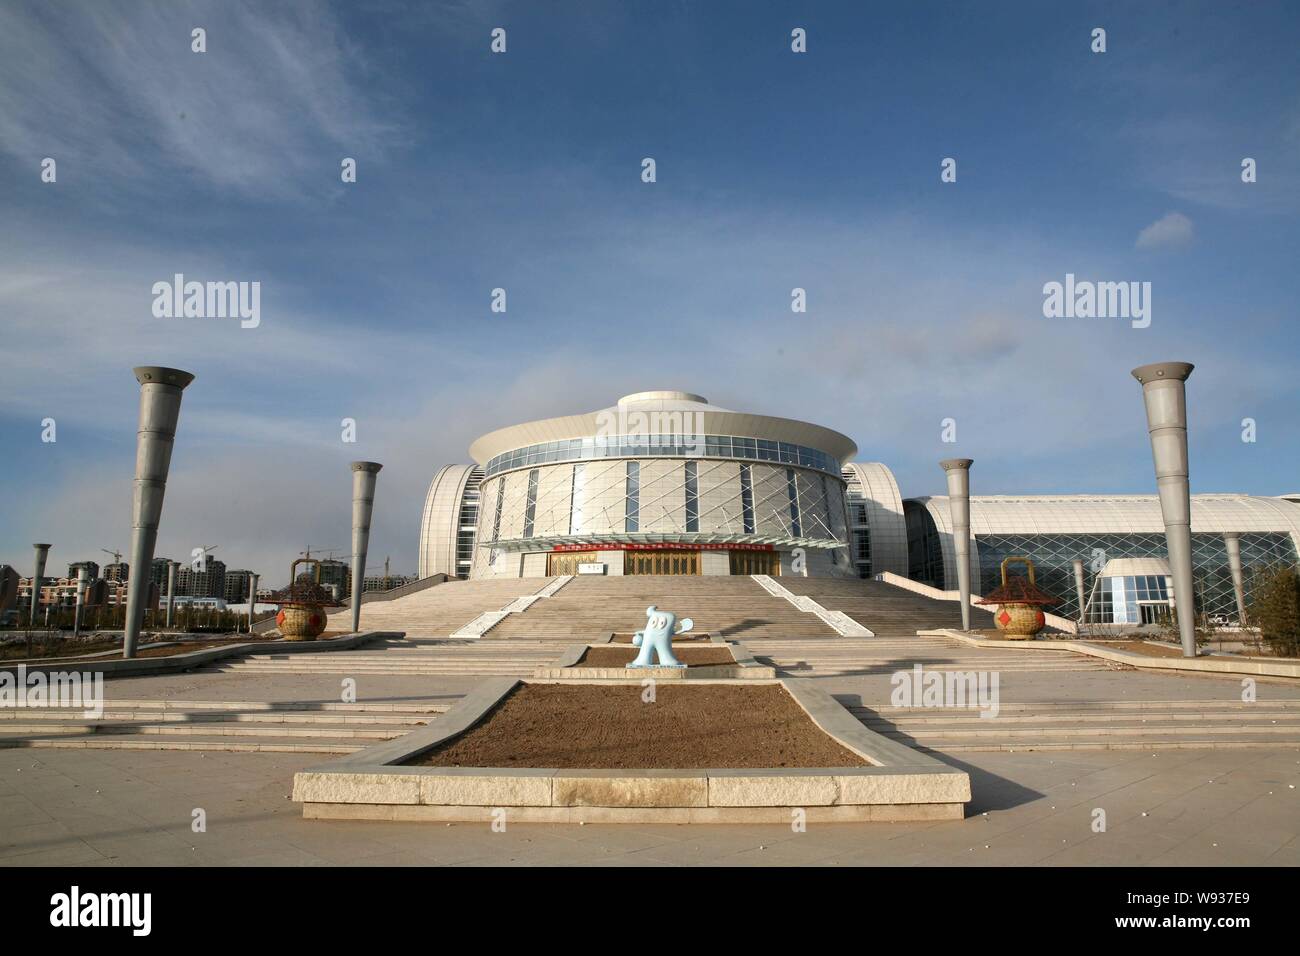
[{"left": 292, "top": 677, "right": 971, "bottom": 823}]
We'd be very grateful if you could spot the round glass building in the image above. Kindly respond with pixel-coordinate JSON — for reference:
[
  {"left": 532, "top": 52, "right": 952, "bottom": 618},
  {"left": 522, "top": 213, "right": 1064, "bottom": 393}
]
[{"left": 420, "top": 390, "right": 860, "bottom": 578}]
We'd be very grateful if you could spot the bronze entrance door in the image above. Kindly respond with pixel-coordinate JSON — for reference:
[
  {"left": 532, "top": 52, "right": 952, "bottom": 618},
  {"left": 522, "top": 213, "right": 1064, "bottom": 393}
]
[
  {"left": 728, "top": 550, "right": 780, "bottom": 576},
  {"left": 623, "top": 549, "right": 700, "bottom": 575},
  {"left": 546, "top": 551, "right": 597, "bottom": 575}
]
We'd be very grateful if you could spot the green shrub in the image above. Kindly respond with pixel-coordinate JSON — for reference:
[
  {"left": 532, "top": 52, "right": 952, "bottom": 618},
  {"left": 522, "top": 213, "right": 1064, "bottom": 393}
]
[{"left": 1247, "top": 564, "right": 1300, "bottom": 658}]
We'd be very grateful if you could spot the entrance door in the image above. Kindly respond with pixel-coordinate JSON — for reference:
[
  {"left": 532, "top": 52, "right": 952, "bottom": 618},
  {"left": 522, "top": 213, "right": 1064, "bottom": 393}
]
[
  {"left": 623, "top": 549, "right": 700, "bottom": 575},
  {"left": 547, "top": 551, "right": 597, "bottom": 576},
  {"left": 729, "top": 550, "right": 780, "bottom": 576}
]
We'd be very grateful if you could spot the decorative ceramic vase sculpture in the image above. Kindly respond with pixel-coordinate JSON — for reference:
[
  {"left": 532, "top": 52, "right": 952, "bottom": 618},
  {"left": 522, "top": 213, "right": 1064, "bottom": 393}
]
[
  {"left": 976, "top": 556, "right": 1058, "bottom": 638},
  {"left": 271, "top": 558, "right": 341, "bottom": 641},
  {"left": 628, "top": 605, "right": 694, "bottom": 668}
]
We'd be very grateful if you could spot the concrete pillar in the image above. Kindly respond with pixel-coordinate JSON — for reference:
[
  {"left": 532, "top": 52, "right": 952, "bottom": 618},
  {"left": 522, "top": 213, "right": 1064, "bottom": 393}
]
[
  {"left": 248, "top": 573, "right": 260, "bottom": 634},
  {"left": 1072, "top": 558, "right": 1087, "bottom": 624},
  {"left": 73, "top": 565, "right": 88, "bottom": 637},
  {"left": 349, "top": 461, "right": 383, "bottom": 633},
  {"left": 123, "top": 366, "right": 194, "bottom": 659},
  {"left": 165, "top": 560, "right": 178, "bottom": 628},
  {"left": 1223, "top": 532, "right": 1248, "bottom": 626},
  {"left": 29, "top": 543, "right": 51, "bottom": 629},
  {"left": 1131, "top": 361, "right": 1197, "bottom": 657},
  {"left": 939, "top": 459, "right": 974, "bottom": 631}
]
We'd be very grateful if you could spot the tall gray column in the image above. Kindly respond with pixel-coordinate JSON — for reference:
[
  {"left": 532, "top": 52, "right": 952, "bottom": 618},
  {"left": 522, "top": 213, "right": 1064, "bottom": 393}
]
[
  {"left": 73, "top": 564, "right": 88, "bottom": 637},
  {"left": 349, "top": 461, "right": 383, "bottom": 633},
  {"left": 1223, "top": 532, "right": 1248, "bottom": 626},
  {"left": 1131, "top": 361, "right": 1197, "bottom": 657},
  {"left": 940, "top": 459, "right": 974, "bottom": 631},
  {"left": 29, "top": 543, "right": 51, "bottom": 629},
  {"left": 248, "top": 573, "right": 260, "bottom": 634},
  {"left": 165, "top": 560, "right": 178, "bottom": 628},
  {"left": 1072, "top": 558, "right": 1087, "bottom": 623},
  {"left": 123, "top": 367, "right": 194, "bottom": 659}
]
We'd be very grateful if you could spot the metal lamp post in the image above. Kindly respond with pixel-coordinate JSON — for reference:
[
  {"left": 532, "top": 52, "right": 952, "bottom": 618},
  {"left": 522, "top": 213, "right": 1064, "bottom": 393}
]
[
  {"left": 122, "top": 367, "right": 194, "bottom": 658},
  {"left": 940, "top": 459, "right": 974, "bottom": 631},
  {"left": 349, "top": 462, "right": 383, "bottom": 633},
  {"left": 1131, "top": 361, "right": 1197, "bottom": 657}
]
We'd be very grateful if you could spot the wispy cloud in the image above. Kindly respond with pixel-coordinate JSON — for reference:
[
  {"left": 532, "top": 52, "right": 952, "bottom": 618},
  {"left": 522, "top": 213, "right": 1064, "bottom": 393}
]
[{"left": 0, "top": 0, "right": 397, "bottom": 198}]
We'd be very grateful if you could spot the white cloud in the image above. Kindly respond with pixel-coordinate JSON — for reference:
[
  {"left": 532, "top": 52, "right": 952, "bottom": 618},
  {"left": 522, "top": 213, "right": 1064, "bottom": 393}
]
[{"left": 1136, "top": 211, "right": 1195, "bottom": 249}]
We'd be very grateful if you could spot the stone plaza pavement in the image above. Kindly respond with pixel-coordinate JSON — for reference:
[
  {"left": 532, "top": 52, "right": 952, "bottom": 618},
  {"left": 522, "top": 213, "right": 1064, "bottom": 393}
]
[
  {"left": 3, "top": 745, "right": 1296, "bottom": 866},
  {"left": 3, "top": 573, "right": 1300, "bottom": 865}
]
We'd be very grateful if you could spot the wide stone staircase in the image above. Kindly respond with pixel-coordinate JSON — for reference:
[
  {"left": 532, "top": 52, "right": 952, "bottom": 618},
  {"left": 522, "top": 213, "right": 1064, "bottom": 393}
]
[
  {"left": 206, "top": 639, "right": 570, "bottom": 677},
  {"left": 777, "top": 577, "right": 998, "bottom": 637},
  {"left": 325, "top": 577, "right": 553, "bottom": 638},
  {"left": 0, "top": 698, "right": 448, "bottom": 754},
  {"left": 754, "top": 634, "right": 1113, "bottom": 678},
  {"left": 482, "top": 575, "right": 840, "bottom": 641},
  {"left": 855, "top": 699, "right": 1300, "bottom": 752}
]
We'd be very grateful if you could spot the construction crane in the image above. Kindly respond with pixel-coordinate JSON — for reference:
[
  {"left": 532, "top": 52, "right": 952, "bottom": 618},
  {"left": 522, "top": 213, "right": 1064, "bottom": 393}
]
[
  {"left": 100, "top": 548, "right": 122, "bottom": 564},
  {"left": 300, "top": 546, "right": 343, "bottom": 561},
  {"left": 191, "top": 544, "right": 219, "bottom": 571}
]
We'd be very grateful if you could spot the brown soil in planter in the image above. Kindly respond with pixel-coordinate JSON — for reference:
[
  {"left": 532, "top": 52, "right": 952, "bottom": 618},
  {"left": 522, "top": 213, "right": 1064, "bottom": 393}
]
[
  {"left": 412, "top": 682, "right": 869, "bottom": 769},
  {"left": 576, "top": 645, "right": 734, "bottom": 668}
]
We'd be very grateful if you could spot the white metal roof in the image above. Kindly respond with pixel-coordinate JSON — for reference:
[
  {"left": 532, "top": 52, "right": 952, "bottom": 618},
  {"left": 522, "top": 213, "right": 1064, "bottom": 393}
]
[
  {"left": 912, "top": 494, "right": 1300, "bottom": 537},
  {"left": 1098, "top": 557, "right": 1172, "bottom": 577},
  {"left": 468, "top": 391, "right": 859, "bottom": 465}
]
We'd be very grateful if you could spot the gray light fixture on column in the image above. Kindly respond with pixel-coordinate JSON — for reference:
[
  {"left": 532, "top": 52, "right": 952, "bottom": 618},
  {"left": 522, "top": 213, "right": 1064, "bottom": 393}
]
[
  {"left": 1131, "top": 361, "right": 1197, "bottom": 657},
  {"left": 248, "top": 573, "right": 260, "bottom": 634},
  {"left": 1072, "top": 558, "right": 1087, "bottom": 625},
  {"left": 1223, "top": 532, "right": 1248, "bottom": 626},
  {"left": 73, "top": 564, "right": 88, "bottom": 637},
  {"left": 29, "top": 543, "right": 51, "bottom": 629},
  {"left": 165, "top": 560, "right": 178, "bottom": 628},
  {"left": 349, "top": 461, "right": 383, "bottom": 633},
  {"left": 940, "top": 459, "right": 974, "bottom": 631},
  {"left": 123, "top": 366, "right": 194, "bottom": 658}
]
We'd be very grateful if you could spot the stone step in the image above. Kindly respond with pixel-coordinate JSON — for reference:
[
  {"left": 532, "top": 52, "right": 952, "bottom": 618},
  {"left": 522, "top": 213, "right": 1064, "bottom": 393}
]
[
  {"left": 0, "top": 709, "right": 441, "bottom": 725},
  {"left": 873, "top": 721, "right": 1300, "bottom": 739},
  {"left": 0, "top": 698, "right": 449, "bottom": 714},
  {"left": 864, "top": 698, "right": 1300, "bottom": 714},
  {"left": 0, "top": 736, "right": 364, "bottom": 753},
  {"left": 890, "top": 735, "right": 1300, "bottom": 753},
  {"left": 0, "top": 721, "right": 416, "bottom": 739},
  {"left": 854, "top": 709, "right": 1300, "bottom": 726}
]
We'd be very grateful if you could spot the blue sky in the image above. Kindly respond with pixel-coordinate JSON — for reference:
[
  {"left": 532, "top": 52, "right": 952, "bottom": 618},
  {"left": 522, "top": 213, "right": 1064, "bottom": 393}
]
[{"left": 2, "top": 1, "right": 1298, "bottom": 583}]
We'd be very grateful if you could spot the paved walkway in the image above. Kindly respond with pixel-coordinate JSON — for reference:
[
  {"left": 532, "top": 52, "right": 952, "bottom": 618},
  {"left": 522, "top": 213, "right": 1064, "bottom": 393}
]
[{"left": 3, "top": 747, "right": 1296, "bottom": 866}]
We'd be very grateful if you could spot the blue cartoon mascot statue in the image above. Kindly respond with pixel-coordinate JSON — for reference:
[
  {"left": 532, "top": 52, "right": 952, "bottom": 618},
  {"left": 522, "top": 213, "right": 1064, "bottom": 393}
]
[{"left": 628, "top": 605, "right": 694, "bottom": 668}]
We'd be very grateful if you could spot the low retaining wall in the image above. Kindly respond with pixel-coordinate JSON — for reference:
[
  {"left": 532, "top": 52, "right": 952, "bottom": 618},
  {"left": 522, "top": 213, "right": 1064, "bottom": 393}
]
[
  {"left": 0, "top": 630, "right": 404, "bottom": 681},
  {"left": 925, "top": 628, "right": 1300, "bottom": 679},
  {"left": 293, "top": 676, "right": 971, "bottom": 823},
  {"left": 876, "top": 571, "right": 1080, "bottom": 635}
]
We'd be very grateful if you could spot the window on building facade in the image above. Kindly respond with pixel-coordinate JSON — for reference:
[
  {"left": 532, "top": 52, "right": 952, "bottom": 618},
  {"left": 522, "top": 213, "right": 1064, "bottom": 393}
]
[
  {"left": 522, "top": 468, "right": 539, "bottom": 539},
  {"left": 625, "top": 461, "right": 640, "bottom": 533},
  {"left": 739, "top": 464, "right": 755, "bottom": 534},
  {"left": 684, "top": 461, "right": 699, "bottom": 532},
  {"left": 786, "top": 467, "right": 801, "bottom": 537}
]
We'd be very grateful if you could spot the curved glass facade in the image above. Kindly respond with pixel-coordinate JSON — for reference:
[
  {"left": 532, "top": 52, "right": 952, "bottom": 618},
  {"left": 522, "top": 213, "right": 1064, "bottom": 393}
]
[
  {"left": 484, "top": 434, "right": 840, "bottom": 478},
  {"left": 975, "top": 531, "right": 1296, "bottom": 621}
]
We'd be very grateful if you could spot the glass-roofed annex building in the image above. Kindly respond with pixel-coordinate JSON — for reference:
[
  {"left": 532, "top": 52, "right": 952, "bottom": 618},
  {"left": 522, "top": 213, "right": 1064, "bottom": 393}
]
[{"left": 419, "top": 390, "right": 1300, "bottom": 624}]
